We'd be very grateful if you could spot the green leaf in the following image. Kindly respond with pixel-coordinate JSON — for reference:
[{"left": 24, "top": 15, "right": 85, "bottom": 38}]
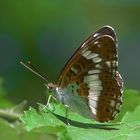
[
  {"left": 113, "top": 89, "right": 140, "bottom": 122},
  {"left": 21, "top": 90, "right": 140, "bottom": 140},
  {"left": 21, "top": 106, "right": 65, "bottom": 131},
  {"left": 122, "top": 103, "right": 140, "bottom": 123},
  {"left": 1, "top": 88, "right": 139, "bottom": 140},
  {"left": 0, "top": 119, "right": 55, "bottom": 140}
]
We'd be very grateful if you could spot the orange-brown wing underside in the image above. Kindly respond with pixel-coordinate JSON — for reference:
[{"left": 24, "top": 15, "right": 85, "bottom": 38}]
[{"left": 57, "top": 27, "right": 123, "bottom": 122}]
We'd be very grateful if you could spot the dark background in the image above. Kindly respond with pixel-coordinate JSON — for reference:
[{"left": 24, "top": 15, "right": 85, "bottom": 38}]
[{"left": 0, "top": 1, "right": 140, "bottom": 106}]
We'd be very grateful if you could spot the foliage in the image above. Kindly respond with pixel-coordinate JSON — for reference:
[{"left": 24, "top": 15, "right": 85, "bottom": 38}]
[{"left": 0, "top": 86, "right": 140, "bottom": 140}]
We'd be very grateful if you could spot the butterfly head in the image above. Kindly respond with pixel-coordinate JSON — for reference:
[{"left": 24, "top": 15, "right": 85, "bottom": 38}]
[{"left": 45, "top": 82, "right": 57, "bottom": 92}]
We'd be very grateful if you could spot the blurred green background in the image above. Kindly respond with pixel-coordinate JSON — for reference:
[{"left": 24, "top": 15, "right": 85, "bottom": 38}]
[{"left": 0, "top": 0, "right": 140, "bottom": 106}]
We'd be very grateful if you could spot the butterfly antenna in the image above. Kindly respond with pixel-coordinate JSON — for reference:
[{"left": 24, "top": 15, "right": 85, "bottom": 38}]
[{"left": 20, "top": 61, "right": 49, "bottom": 85}]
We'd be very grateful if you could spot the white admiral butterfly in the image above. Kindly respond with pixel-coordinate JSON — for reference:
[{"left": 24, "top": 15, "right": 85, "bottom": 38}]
[{"left": 21, "top": 26, "right": 123, "bottom": 122}]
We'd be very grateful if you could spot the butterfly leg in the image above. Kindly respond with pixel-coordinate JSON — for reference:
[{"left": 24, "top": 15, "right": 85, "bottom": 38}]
[
  {"left": 42, "top": 94, "right": 56, "bottom": 112},
  {"left": 46, "top": 94, "right": 52, "bottom": 106},
  {"left": 42, "top": 95, "right": 52, "bottom": 110},
  {"left": 65, "top": 105, "right": 70, "bottom": 125}
]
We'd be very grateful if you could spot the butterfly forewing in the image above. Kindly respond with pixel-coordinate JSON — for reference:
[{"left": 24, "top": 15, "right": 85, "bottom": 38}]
[
  {"left": 58, "top": 35, "right": 117, "bottom": 87},
  {"left": 95, "top": 26, "right": 117, "bottom": 43},
  {"left": 57, "top": 26, "right": 123, "bottom": 122}
]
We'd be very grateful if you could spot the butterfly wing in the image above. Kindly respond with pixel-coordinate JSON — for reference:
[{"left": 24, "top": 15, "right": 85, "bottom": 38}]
[
  {"left": 95, "top": 25, "right": 117, "bottom": 42},
  {"left": 57, "top": 26, "right": 123, "bottom": 122},
  {"left": 58, "top": 26, "right": 118, "bottom": 87}
]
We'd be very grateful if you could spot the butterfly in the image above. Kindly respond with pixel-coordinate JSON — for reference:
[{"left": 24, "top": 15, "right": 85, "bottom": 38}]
[{"left": 21, "top": 25, "right": 124, "bottom": 122}]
